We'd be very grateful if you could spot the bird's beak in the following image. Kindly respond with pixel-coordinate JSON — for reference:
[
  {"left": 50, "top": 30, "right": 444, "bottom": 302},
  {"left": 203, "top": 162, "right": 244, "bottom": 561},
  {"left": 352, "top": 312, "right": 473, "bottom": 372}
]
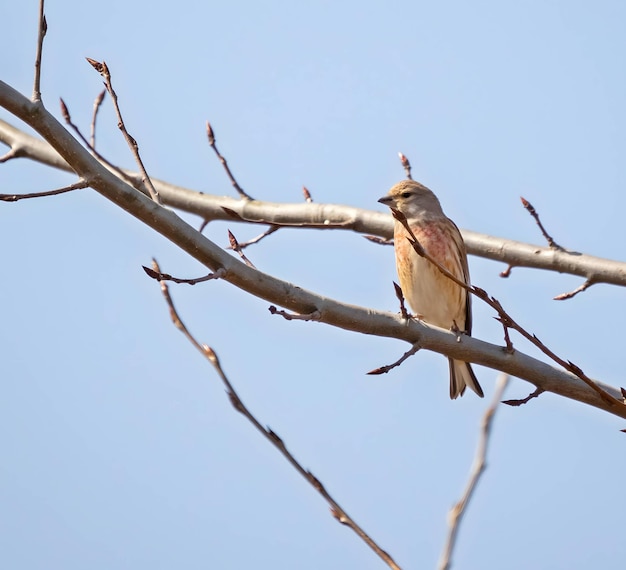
[{"left": 378, "top": 195, "right": 394, "bottom": 206}]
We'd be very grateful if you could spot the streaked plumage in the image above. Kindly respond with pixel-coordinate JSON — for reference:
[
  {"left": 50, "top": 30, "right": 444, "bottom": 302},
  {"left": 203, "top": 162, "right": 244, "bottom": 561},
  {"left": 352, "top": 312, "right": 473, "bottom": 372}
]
[{"left": 378, "top": 180, "right": 483, "bottom": 399}]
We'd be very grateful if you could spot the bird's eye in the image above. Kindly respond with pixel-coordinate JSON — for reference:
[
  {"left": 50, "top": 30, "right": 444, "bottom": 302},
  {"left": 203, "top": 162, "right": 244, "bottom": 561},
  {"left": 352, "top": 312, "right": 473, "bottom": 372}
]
[{"left": 401, "top": 191, "right": 412, "bottom": 198}]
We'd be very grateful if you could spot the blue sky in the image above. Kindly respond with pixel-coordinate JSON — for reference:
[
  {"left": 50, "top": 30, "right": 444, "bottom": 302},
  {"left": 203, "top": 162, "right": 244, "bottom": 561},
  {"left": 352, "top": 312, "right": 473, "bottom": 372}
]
[{"left": 1, "top": 1, "right": 625, "bottom": 568}]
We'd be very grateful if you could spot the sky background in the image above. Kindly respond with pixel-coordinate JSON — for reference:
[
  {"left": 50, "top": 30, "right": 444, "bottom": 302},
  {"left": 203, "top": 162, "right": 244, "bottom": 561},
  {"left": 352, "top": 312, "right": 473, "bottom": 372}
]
[{"left": 1, "top": 1, "right": 625, "bottom": 569}]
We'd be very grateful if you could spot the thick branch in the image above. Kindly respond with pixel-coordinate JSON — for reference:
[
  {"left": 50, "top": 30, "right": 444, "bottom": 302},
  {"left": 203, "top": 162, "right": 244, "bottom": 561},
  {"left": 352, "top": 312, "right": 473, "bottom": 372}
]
[
  {"left": 1, "top": 118, "right": 625, "bottom": 289},
  {"left": 0, "top": 83, "right": 625, "bottom": 420}
]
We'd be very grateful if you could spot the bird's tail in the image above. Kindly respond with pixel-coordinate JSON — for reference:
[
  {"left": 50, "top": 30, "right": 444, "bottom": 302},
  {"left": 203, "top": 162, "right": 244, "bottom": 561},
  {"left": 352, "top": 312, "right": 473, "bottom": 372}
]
[{"left": 449, "top": 359, "right": 484, "bottom": 399}]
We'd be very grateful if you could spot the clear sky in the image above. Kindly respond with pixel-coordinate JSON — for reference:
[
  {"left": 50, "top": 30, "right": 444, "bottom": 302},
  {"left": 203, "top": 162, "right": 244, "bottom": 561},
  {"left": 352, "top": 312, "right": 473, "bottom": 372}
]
[{"left": 1, "top": 1, "right": 625, "bottom": 569}]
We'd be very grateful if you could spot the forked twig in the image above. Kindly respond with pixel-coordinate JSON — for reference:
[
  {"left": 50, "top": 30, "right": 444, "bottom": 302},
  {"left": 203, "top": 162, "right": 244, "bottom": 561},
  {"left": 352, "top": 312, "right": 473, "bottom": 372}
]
[
  {"left": 58, "top": 98, "right": 138, "bottom": 186},
  {"left": 0, "top": 180, "right": 88, "bottom": 201},
  {"left": 32, "top": 0, "right": 47, "bottom": 102},
  {"left": 438, "top": 374, "right": 509, "bottom": 570},
  {"left": 85, "top": 58, "right": 161, "bottom": 204},
  {"left": 206, "top": 121, "right": 253, "bottom": 200},
  {"left": 150, "top": 259, "right": 402, "bottom": 570}
]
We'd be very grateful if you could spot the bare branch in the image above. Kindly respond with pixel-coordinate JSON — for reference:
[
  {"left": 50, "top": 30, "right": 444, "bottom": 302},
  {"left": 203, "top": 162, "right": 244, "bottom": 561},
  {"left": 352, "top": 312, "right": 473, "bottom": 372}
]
[
  {"left": 438, "top": 374, "right": 509, "bottom": 570},
  {"left": 0, "top": 180, "right": 88, "bottom": 201},
  {"left": 85, "top": 58, "right": 161, "bottom": 204},
  {"left": 2, "top": 118, "right": 626, "bottom": 292},
  {"left": 58, "top": 97, "right": 138, "bottom": 185},
  {"left": 206, "top": 121, "right": 253, "bottom": 200},
  {"left": 1, "top": 88, "right": 624, "bottom": 419},
  {"left": 32, "top": 0, "right": 47, "bottom": 102},
  {"left": 520, "top": 196, "right": 564, "bottom": 250},
  {"left": 151, "top": 259, "right": 402, "bottom": 570}
]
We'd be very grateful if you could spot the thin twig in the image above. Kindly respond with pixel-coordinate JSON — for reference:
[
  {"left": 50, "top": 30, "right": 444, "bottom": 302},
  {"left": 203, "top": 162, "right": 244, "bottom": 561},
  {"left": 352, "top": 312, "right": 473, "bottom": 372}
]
[
  {"left": 2, "top": 118, "right": 626, "bottom": 290},
  {"left": 58, "top": 97, "right": 136, "bottom": 186},
  {"left": 85, "top": 58, "right": 161, "bottom": 204},
  {"left": 206, "top": 121, "right": 253, "bottom": 200},
  {"left": 142, "top": 265, "right": 225, "bottom": 285},
  {"left": 553, "top": 279, "right": 594, "bottom": 301},
  {"left": 499, "top": 264, "right": 513, "bottom": 278},
  {"left": 520, "top": 197, "right": 563, "bottom": 250},
  {"left": 151, "top": 259, "right": 402, "bottom": 570},
  {"left": 393, "top": 281, "right": 410, "bottom": 320},
  {"left": 227, "top": 230, "right": 256, "bottom": 268},
  {"left": 90, "top": 89, "right": 106, "bottom": 149},
  {"left": 367, "top": 342, "right": 420, "bottom": 375},
  {"left": 363, "top": 235, "right": 394, "bottom": 245},
  {"left": 0, "top": 148, "right": 19, "bottom": 163},
  {"left": 391, "top": 208, "right": 624, "bottom": 408},
  {"left": 502, "top": 387, "right": 544, "bottom": 407},
  {"left": 438, "top": 374, "right": 509, "bottom": 570},
  {"left": 493, "top": 316, "right": 515, "bottom": 353},
  {"left": 0, "top": 180, "right": 88, "bottom": 201},
  {"left": 32, "top": 0, "right": 47, "bottom": 102},
  {"left": 227, "top": 225, "right": 280, "bottom": 250},
  {"left": 398, "top": 152, "right": 412, "bottom": 180},
  {"left": 268, "top": 305, "right": 322, "bottom": 321}
]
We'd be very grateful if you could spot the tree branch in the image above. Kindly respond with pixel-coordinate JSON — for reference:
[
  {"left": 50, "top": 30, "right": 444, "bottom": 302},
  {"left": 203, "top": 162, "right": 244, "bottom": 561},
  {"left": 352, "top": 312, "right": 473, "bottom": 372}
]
[
  {"left": 438, "top": 374, "right": 510, "bottom": 570},
  {"left": 32, "top": 0, "right": 47, "bottom": 103},
  {"left": 1, "top": 81, "right": 624, "bottom": 420},
  {"left": 152, "top": 259, "right": 402, "bottom": 570},
  {"left": 1, "top": 117, "right": 625, "bottom": 290}
]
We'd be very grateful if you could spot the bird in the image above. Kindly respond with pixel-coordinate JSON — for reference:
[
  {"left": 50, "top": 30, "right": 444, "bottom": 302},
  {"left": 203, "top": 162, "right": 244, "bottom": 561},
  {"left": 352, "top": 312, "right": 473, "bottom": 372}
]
[{"left": 378, "top": 179, "right": 484, "bottom": 399}]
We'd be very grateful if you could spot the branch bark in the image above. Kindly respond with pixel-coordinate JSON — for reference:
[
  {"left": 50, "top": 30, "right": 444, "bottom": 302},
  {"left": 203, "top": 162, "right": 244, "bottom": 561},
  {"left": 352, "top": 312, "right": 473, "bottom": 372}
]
[
  {"left": 1, "top": 117, "right": 625, "bottom": 290},
  {"left": 1, "top": 81, "right": 625, "bottom": 420}
]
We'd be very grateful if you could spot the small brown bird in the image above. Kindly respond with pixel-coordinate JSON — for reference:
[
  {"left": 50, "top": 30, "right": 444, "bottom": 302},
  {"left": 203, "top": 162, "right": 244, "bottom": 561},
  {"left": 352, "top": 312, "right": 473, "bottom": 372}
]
[{"left": 378, "top": 180, "right": 484, "bottom": 399}]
